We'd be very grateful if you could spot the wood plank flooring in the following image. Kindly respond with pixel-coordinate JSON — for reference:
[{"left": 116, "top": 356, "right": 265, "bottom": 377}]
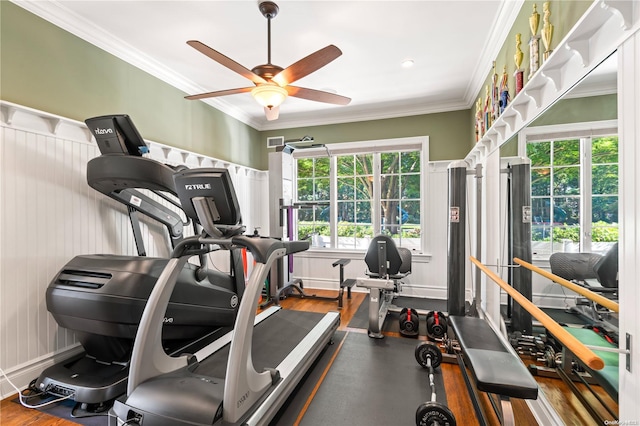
[{"left": 0, "top": 289, "right": 618, "bottom": 425}]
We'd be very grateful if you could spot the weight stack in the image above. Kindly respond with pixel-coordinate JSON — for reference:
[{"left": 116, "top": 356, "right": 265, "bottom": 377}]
[
  {"left": 447, "top": 161, "right": 467, "bottom": 317},
  {"left": 510, "top": 158, "right": 532, "bottom": 335}
]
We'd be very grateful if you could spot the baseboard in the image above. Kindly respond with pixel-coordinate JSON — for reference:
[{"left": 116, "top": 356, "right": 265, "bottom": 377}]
[
  {"left": 1, "top": 344, "right": 83, "bottom": 400},
  {"left": 300, "top": 277, "right": 573, "bottom": 310},
  {"left": 297, "top": 277, "right": 451, "bottom": 300}
]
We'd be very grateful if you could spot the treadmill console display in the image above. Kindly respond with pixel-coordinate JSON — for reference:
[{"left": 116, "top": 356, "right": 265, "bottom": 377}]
[
  {"left": 174, "top": 168, "right": 242, "bottom": 234},
  {"left": 85, "top": 114, "right": 148, "bottom": 156}
]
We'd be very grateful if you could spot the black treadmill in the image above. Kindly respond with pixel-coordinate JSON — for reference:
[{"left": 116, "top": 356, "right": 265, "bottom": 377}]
[
  {"left": 36, "top": 115, "right": 245, "bottom": 406},
  {"left": 110, "top": 168, "right": 340, "bottom": 426}
]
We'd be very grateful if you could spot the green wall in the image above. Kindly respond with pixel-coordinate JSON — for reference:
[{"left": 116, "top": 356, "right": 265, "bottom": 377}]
[
  {"left": 3, "top": 2, "right": 597, "bottom": 169},
  {"left": 0, "top": 2, "right": 265, "bottom": 170},
  {"left": 1, "top": 2, "right": 474, "bottom": 167},
  {"left": 473, "top": 0, "right": 592, "bottom": 140},
  {"left": 531, "top": 93, "right": 617, "bottom": 126},
  {"left": 500, "top": 93, "right": 617, "bottom": 156},
  {"left": 262, "top": 109, "right": 472, "bottom": 162}
]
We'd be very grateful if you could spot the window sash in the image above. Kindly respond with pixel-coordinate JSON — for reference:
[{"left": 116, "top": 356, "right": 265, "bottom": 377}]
[
  {"left": 520, "top": 122, "right": 618, "bottom": 257},
  {"left": 293, "top": 137, "right": 428, "bottom": 251}
]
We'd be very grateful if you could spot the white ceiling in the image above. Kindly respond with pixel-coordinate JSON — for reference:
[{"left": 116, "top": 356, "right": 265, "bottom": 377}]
[{"left": 16, "top": 0, "right": 525, "bottom": 130}]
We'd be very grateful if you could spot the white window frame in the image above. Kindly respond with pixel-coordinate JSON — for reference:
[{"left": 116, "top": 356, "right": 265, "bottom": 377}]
[
  {"left": 518, "top": 120, "right": 618, "bottom": 256},
  {"left": 292, "top": 136, "right": 429, "bottom": 252}
]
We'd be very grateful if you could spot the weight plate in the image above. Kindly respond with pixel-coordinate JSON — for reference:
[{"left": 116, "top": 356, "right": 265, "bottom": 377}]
[
  {"left": 416, "top": 401, "right": 456, "bottom": 426},
  {"left": 414, "top": 342, "right": 442, "bottom": 369}
]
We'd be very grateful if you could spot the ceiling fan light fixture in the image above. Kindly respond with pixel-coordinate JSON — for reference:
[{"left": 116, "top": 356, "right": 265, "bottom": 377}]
[{"left": 251, "top": 84, "right": 288, "bottom": 109}]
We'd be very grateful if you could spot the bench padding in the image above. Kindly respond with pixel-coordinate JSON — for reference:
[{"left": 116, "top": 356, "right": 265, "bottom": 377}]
[{"left": 450, "top": 316, "right": 538, "bottom": 400}]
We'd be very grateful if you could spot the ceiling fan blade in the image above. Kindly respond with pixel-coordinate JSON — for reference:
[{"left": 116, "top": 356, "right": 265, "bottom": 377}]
[
  {"left": 185, "top": 87, "right": 254, "bottom": 101},
  {"left": 286, "top": 86, "right": 351, "bottom": 105},
  {"left": 264, "top": 106, "right": 280, "bottom": 121},
  {"left": 271, "top": 45, "right": 342, "bottom": 87},
  {"left": 187, "top": 40, "right": 267, "bottom": 85}
]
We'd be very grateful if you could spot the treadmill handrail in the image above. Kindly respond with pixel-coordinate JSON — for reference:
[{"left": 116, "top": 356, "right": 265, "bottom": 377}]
[
  {"left": 222, "top": 245, "right": 288, "bottom": 422},
  {"left": 169, "top": 234, "right": 307, "bottom": 264},
  {"left": 230, "top": 236, "right": 309, "bottom": 264},
  {"left": 126, "top": 255, "right": 192, "bottom": 394}
]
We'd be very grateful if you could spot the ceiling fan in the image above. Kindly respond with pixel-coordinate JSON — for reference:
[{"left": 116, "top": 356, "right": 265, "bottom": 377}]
[{"left": 185, "top": 1, "right": 351, "bottom": 121}]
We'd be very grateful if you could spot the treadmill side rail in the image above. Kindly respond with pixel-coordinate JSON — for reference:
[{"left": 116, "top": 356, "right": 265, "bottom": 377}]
[
  {"left": 127, "top": 256, "right": 192, "bottom": 394},
  {"left": 223, "top": 248, "right": 288, "bottom": 423}
]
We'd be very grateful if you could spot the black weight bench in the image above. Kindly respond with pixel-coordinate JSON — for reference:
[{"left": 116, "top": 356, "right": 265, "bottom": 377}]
[{"left": 449, "top": 315, "right": 538, "bottom": 426}]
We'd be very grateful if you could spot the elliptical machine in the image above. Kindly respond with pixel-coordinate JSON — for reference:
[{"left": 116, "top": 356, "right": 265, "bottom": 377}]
[{"left": 35, "top": 115, "right": 245, "bottom": 410}]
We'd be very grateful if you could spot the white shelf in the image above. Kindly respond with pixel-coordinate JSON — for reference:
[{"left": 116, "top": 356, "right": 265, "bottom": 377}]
[{"left": 465, "top": 0, "right": 637, "bottom": 167}]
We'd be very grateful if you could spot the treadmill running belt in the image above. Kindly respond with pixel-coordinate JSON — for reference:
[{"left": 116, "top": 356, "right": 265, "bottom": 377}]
[{"left": 193, "top": 309, "right": 329, "bottom": 378}]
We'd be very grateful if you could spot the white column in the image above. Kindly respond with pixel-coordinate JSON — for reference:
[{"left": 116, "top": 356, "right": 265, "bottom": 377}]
[
  {"left": 482, "top": 149, "right": 501, "bottom": 323},
  {"left": 617, "top": 26, "right": 640, "bottom": 423}
]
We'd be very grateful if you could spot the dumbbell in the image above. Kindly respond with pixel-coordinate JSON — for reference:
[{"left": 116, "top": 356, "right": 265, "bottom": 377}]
[
  {"left": 414, "top": 342, "right": 456, "bottom": 426},
  {"left": 399, "top": 307, "right": 420, "bottom": 337},
  {"left": 425, "top": 311, "right": 448, "bottom": 340}
]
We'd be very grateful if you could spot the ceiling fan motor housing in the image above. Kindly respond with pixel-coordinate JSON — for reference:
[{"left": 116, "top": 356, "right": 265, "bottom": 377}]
[
  {"left": 252, "top": 64, "right": 284, "bottom": 81},
  {"left": 258, "top": 1, "right": 279, "bottom": 19}
]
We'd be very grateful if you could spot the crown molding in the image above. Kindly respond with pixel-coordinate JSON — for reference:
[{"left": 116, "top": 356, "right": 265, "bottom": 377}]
[
  {"left": 11, "top": 0, "right": 521, "bottom": 132},
  {"left": 463, "top": 0, "right": 525, "bottom": 108},
  {"left": 10, "top": 0, "right": 265, "bottom": 129},
  {"left": 259, "top": 98, "right": 470, "bottom": 131}
]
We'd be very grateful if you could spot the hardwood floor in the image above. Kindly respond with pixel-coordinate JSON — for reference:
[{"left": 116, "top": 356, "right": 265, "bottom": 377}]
[{"left": 1, "top": 289, "right": 618, "bottom": 425}]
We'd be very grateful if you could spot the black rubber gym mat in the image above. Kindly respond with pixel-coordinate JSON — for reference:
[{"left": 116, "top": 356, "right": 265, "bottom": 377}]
[
  {"left": 270, "top": 330, "right": 347, "bottom": 425},
  {"left": 349, "top": 296, "right": 448, "bottom": 335},
  {"left": 284, "top": 331, "right": 448, "bottom": 425}
]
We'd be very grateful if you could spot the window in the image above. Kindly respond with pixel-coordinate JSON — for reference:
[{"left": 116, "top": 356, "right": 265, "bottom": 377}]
[
  {"left": 294, "top": 137, "right": 427, "bottom": 251},
  {"left": 523, "top": 124, "right": 618, "bottom": 257},
  {"left": 336, "top": 154, "right": 374, "bottom": 249},
  {"left": 590, "top": 136, "right": 619, "bottom": 247},
  {"left": 380, "top": 151, "right": 421, "bottom": 249},
  {"left": 297, "top": 157, "right": 331, "bottom": 245}
]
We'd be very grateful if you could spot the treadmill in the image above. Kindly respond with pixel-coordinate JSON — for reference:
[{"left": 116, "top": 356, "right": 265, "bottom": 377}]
[
  {"left": 110, "top": 167, "right": 340, "bottom": 426},
  {"left": 36, "top": 115, "right": 245, "bottom": 407}
]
